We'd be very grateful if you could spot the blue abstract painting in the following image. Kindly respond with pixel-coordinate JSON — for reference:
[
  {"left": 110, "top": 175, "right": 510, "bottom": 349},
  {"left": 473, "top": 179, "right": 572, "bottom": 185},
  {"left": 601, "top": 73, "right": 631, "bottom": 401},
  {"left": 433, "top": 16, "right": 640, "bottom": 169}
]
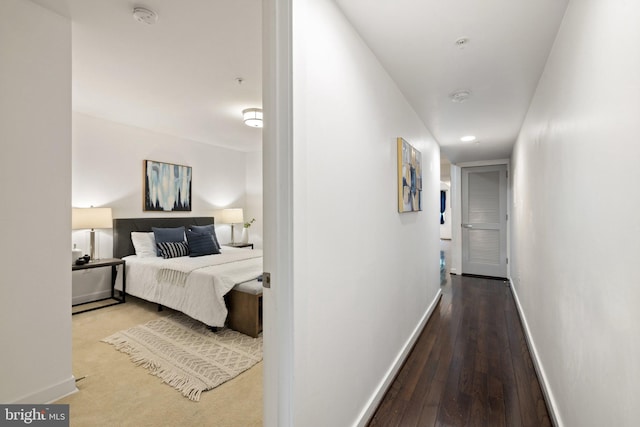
[
  {"left": 144, "top": 160, "right": 192, "bottom": 211},
  {"left": 397, "top": 138, "right": 422, "bottom": 213}
]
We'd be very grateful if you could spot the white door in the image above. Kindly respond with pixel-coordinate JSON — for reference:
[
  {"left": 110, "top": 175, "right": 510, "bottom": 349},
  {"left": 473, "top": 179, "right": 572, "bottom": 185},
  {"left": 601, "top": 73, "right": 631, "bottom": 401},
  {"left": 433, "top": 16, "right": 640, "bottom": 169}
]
[{"left": 461, "top": 165, "right": 508, "bottom": 278}]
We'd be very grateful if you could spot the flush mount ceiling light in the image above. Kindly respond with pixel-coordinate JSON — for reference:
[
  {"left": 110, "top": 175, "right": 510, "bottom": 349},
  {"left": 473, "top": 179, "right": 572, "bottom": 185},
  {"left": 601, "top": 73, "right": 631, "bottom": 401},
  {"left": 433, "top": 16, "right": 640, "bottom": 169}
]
[
  {"left": 133, "top": 7, "right": 158, "bottom": 25},
  {"left": 450, "top": 90, "right": 471, "bottom": 103},
  {"left": 242, "top": 108, "right": 263, "bottom": 128},
  {"left": 460, "top": 135, "right": 476, "bottom": 142}
]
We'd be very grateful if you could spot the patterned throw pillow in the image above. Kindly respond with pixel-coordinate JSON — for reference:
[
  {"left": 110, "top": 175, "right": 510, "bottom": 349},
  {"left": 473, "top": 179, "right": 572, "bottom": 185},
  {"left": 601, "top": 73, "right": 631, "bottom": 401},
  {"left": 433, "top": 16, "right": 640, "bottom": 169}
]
[{"left": 156, "top": 241, "right": 189, "bottom": 259}]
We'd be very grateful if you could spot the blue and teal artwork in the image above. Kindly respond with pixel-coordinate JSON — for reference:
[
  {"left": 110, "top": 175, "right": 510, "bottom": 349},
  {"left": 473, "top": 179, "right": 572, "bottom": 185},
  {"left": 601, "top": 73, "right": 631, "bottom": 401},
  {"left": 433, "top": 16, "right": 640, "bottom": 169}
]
[
  {"left": 144, "top": 160, "right": 192, "bottom": 211},
  {"left": 397, "top": 138, "right": 422, "bottom": 213}
]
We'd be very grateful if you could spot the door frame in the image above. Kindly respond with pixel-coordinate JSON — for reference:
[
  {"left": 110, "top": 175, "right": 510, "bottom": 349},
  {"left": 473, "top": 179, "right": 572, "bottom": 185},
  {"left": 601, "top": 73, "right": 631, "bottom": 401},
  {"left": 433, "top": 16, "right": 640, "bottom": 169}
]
[
  {"left": 449, "top": 159, "right": 511, "bottom": 279},
  {"left": 262, "top": 0, "right": 294, "bottom": 425}
]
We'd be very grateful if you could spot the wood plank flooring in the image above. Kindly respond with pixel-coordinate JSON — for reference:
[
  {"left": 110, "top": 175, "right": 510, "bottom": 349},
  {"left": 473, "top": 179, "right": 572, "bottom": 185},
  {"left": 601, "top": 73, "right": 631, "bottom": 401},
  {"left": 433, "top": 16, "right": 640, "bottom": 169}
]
[{"left": 368, "top": 273, "right": 551, "bottom": 427}]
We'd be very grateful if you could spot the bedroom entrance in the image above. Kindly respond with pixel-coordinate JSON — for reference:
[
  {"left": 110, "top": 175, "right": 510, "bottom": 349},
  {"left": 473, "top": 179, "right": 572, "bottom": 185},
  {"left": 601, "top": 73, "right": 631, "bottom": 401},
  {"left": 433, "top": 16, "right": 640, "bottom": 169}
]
[{"left": 461, "top": 164, "right": 508, "bottom": 278}]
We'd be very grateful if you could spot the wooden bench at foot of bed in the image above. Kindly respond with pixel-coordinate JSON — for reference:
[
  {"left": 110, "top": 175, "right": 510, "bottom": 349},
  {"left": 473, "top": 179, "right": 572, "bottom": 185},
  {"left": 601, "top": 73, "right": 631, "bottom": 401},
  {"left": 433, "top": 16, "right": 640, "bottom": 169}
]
[{"left": 225, "top": 280, "right": 263, "bottom": 338}]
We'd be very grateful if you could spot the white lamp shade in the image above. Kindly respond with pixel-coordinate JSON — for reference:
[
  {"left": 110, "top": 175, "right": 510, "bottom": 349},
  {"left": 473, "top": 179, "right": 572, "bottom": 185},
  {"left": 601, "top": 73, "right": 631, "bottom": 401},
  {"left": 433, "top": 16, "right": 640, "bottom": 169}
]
[
  {"left": 242, "top": 108, "right": 263, "bottom": 128},
  {"left": 218, "top": 208, "right": 244, "bottom": 224},
  {"left": 72, "top": 207, "right": 113, "bottom": 230}
]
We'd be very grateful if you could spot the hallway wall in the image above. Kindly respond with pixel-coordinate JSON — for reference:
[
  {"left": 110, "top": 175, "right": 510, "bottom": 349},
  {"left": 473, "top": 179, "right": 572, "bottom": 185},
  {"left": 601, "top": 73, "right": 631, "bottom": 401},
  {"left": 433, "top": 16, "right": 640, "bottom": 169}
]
[
  {"left": 510, "top": 1, "right": 640, "bottom": 426},
  {"left": 290, "top": 0, "right": 441, "bottom": 425}
]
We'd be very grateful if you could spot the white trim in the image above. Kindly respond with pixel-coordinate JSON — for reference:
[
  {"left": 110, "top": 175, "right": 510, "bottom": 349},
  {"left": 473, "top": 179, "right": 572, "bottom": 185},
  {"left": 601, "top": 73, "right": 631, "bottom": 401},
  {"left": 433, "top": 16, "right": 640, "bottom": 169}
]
[
  {"left": 509, "top": 278, "right": 563, "bottom": 427},
  {"left": 455, "top": 158, "right": 510, "bottom": 168},
  {"left": 263, "top": 0, "right": 294, "bottom": 425},
  {"left": 355, "top": 289, "right": 443, "bottom": 427},
  {"left": 10, "top": 376, "right": 77, "bottom": 404}
]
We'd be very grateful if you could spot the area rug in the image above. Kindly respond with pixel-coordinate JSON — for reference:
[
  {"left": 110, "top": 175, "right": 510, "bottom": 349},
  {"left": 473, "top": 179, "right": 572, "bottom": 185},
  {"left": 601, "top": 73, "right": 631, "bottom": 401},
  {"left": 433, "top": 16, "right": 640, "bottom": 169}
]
[{"left": 102, "top": 314, "right": 262, "bottom": 401}]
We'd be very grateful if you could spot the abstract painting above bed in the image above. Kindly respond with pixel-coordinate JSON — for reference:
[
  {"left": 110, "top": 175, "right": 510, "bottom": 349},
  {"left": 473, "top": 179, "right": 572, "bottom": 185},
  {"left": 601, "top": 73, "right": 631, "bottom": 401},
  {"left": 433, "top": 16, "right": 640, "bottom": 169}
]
[{"left": 143, "top": 160, "right": 192, "bottom": 212}]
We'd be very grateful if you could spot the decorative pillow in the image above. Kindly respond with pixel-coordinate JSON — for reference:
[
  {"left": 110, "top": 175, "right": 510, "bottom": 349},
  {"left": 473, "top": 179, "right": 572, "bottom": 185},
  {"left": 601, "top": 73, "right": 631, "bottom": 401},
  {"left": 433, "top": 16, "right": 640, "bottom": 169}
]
[
  {"left": 189, "top": 224, "right": 221, "bottom": 250},
  {"left": 131, "top": 232, "right": 157, "bottom": 258},
  {"left": 156, "top": 241, "right": 189, "bottom": 259},
  {"left": 186, "top": 230, "right": 220, "bottom": 257},
  {"left": 152, "top": 226, "right": 186, "bottom": 255}
]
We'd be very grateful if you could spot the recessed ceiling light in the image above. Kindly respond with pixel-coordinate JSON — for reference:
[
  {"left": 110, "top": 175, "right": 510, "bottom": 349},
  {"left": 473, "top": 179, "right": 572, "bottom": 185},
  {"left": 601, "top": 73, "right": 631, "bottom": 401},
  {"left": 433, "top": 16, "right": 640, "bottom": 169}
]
[
  {"left": 460, "top": 135, "right": 476, "bottom": 142},
  {"left": 450, "top": 90, "right": 471, "bottom": 103},
  {"left": 133, "top": 7, "right": 158, "bottom": 25}
]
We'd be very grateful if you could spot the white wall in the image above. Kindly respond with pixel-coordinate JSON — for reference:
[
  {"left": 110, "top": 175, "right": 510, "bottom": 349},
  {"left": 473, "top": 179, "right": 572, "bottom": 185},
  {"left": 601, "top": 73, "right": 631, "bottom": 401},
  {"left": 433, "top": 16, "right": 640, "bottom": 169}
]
[
  {"left": 510, "top": 1, "right": 640, "bottom": 426},
  {"left": 72, "top": 112, "right": 251, "bottom": 248},
  {"left": 71, "top": 113, "right": 261, "bottom": 297},
  {"left": 245, "top": 150, "right": 264, "bottom": 249},
  {"left": 0, "top": 0, "right": 76, "bottom": 403},
  {"left": 291, "top": 1, "right": 441, "bottom": 425}
]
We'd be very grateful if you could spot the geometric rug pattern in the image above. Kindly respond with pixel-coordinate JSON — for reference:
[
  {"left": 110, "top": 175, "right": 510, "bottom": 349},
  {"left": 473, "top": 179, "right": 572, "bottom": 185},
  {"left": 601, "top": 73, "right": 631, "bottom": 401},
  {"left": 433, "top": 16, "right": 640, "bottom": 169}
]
[{"left": 102, "top": 314, "right": 262, "bottom": 401}]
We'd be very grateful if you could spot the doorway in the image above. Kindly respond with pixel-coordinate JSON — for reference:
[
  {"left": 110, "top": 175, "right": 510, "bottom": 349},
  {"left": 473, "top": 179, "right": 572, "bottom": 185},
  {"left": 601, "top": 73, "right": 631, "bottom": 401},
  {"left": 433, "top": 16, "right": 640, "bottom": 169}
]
[{"left": 461, "top": 165, "right": 508, "bottom": 278}]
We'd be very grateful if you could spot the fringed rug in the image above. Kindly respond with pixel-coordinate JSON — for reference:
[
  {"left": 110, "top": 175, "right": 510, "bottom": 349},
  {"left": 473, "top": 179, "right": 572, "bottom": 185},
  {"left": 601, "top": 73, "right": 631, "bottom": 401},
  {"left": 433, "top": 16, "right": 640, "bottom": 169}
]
[{"left": 102, "top": 314, "right": 262, "bottom": 401}]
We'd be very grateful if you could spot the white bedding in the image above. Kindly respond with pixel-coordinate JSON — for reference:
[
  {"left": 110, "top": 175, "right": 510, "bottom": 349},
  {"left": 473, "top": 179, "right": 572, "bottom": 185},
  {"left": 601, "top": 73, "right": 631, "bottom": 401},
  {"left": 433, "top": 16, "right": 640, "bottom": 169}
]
[{"left": 121, "top": 247, "right": 263, "bottom": 327}]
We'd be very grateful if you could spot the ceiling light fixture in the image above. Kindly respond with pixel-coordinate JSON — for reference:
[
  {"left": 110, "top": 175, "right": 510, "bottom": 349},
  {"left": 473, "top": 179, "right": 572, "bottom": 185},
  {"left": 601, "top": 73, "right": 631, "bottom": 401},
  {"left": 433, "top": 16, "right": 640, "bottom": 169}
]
[
  {"left": 450, "top": 90, "right": 471, "bottom": 103},
  {"left": 242, "top": 108, "right": 263, "bottom": 128},
  {"left": 133, "top": 7, "right": 158, "bottom": 25},
  {"left": 460, "top": 135, "right": 476, "bottom": 142}
]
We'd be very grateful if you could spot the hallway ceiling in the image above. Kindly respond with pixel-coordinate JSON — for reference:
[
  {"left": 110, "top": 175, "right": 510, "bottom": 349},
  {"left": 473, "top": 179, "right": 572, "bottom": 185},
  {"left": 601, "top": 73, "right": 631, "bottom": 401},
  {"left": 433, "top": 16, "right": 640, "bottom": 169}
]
[
  {"left": 32, "top": 0, "right": 568, "bottom": 162},
  {"left": 335, "top": 0, "right": 568, "bottom": 164}
]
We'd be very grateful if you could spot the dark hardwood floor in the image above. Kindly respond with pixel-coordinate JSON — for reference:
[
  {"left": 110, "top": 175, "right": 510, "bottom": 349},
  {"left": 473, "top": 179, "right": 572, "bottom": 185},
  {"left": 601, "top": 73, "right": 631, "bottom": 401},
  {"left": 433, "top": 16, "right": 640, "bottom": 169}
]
[{"left": 368, "top": 264, "right": 551, "bottom": 426}]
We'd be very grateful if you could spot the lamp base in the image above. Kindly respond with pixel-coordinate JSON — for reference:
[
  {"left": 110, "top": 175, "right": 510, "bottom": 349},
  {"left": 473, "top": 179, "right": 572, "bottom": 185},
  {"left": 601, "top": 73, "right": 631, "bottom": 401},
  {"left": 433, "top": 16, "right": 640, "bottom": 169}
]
[{"left": 89, "top": 229, "right": 96, "bottom": 260}]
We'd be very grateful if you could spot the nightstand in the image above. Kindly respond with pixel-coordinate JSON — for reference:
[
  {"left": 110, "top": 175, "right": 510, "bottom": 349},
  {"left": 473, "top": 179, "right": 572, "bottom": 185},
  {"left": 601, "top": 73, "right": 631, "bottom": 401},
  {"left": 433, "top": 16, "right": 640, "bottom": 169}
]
[
  {"left": 72, "top": 258, "right": 126, "bottom": 314},
  {"left": 224, "top": 243, "right": 254, "bottom": 249}
]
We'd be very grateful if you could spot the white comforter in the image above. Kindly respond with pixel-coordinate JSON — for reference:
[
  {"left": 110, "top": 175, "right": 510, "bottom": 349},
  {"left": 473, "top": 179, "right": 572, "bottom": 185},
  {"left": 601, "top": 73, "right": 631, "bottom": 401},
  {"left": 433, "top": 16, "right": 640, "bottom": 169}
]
[{"left": 121, "top": 247, "right": 263, "bottom": 327}]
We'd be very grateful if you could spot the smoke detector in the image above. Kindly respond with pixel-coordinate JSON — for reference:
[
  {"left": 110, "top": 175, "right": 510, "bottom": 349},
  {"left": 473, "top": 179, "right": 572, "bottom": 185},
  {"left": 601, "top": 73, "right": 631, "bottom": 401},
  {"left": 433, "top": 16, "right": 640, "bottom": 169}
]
[
  {"left": 133, "top": 7, "right": 158, "bottom": 25},
  {"left": 450, "top": 90, "right": 471, "bottom": 103},
  {"left": 455, "top": 37, "right": 470, "bottom": 48}
]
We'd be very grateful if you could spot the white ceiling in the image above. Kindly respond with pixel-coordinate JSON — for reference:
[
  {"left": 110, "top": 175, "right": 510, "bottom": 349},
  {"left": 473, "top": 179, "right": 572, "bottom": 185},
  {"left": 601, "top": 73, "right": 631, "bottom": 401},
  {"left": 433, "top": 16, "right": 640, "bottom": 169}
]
[
  {"left": 33, "top": 0, "right": 263, "bottom": 152},
  {"left": 32, "top": 0, "right": 568, "bottom": 162},
  {"left": 335, "top": 0, "right": 568, "bottom": 164}
]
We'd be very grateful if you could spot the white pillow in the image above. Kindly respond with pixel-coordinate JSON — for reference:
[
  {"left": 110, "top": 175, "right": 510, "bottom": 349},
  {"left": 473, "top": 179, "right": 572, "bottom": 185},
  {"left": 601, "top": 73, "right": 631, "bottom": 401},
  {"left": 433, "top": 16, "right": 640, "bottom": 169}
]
[{"left": 131, "top": 232, "right": 157, "bottom": 258}]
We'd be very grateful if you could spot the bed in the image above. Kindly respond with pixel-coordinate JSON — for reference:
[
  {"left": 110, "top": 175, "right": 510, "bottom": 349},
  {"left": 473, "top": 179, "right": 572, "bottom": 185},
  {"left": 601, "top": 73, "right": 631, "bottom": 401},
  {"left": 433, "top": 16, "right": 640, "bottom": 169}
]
[{"left": 113, "top": 217, "right": 263, "bottom": 337}]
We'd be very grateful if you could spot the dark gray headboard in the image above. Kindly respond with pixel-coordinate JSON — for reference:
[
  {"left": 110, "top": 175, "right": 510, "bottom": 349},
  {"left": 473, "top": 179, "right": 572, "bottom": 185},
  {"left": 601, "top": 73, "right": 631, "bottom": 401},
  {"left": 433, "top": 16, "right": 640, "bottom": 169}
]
[{"left": 113, "top": 217, "right": 214, "bottom": 259}]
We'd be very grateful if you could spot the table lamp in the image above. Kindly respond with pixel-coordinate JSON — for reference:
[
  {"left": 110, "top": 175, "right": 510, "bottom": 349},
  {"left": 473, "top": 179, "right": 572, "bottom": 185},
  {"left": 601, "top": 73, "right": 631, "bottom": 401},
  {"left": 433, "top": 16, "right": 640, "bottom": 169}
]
[
  {"left": 219, "top": 208, "right": 244, "bottom": 244},
  {"left": 72, "top": 207, "right": 113, "bottom": 260}
]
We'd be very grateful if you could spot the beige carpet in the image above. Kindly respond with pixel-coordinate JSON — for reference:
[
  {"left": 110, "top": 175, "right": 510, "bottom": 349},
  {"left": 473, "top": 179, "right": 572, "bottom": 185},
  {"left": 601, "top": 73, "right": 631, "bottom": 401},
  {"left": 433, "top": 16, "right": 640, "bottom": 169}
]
[
  {"left": 102, "top": 314, "right": 262, "bottom": 401},
  {"left": 56, "top": 297, "right": 263, "bottom": 427}
]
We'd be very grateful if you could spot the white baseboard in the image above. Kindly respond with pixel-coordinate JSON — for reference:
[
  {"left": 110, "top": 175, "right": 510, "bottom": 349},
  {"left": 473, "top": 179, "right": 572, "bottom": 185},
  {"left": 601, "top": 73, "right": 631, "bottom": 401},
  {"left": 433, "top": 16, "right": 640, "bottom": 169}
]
[
  {"left": 11, "top": 376, "right": 77, "bottom": 404},
  {"left": 508, "top": 278, "right": 562, "bottom": 427},
  {"left": 355, "top": 289, "right": 443, "bottom": 427}
]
